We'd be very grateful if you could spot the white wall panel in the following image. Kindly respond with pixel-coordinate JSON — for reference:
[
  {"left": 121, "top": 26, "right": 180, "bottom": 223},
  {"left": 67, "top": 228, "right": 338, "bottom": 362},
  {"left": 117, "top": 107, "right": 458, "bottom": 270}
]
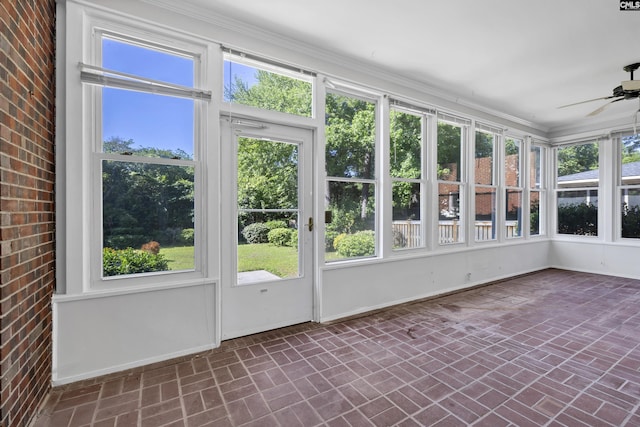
[
  {"left": 551, "top": 240, "right": 640, "bottom": 279},
  {"left": 52, "top": 282, "right": 216, "bottom": 385},
  {"left": 320, "top": 241, "right": 551, "bottom": 322}
]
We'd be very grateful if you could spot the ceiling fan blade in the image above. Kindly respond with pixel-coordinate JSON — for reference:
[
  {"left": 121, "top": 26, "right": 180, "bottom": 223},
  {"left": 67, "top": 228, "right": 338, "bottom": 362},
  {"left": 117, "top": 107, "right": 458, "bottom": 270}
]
[
  {"left": 586, "top": 97, "right": 625, "bottom": 116},
  {"left": 558, "top": 96, "right": 615, "bottom": 109}
]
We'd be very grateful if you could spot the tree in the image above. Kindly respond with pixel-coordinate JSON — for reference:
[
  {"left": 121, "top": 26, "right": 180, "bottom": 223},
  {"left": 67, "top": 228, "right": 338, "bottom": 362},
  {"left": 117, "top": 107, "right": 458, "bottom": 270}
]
[
  {"left": 557, "top": 143, "right": 599, "bottom": 177},
  {"left": 227, "top": 70, "right": 312, "bottom": 117},
  {"left": 102, "top": 137, "right": 194, "bottom": 249}
]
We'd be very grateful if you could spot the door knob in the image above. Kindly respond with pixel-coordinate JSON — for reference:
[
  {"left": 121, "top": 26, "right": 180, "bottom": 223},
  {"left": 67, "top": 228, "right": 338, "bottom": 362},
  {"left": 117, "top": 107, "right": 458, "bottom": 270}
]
[{"left": 307, "top": 217, "right": 314, "bottom": 231}]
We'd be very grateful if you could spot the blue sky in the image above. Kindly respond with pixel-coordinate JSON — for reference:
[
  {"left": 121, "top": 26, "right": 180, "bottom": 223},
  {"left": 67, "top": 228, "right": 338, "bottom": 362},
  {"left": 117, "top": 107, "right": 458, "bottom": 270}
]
[{"left": 102, "top": 38, "right": 258, "bottom": 158}]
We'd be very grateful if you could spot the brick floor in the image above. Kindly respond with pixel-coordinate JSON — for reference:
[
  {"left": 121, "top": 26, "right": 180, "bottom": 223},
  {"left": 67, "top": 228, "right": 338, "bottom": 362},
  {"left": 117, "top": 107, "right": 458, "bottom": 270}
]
[{"left": 32, "top": 269, "right": 640, "bottom": 426}]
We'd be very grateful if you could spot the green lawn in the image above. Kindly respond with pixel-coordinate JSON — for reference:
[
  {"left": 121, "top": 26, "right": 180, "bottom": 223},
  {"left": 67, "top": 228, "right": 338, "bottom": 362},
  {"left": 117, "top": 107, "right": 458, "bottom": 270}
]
[
  {"left": 238, "top": 243, "right": 298, "bottom": 278},
  {"left": 161, "top": 246, "right": 195, "bottom": 271},
  {"left": 162, "top": 244, "right": 344, "bottom": 274}
]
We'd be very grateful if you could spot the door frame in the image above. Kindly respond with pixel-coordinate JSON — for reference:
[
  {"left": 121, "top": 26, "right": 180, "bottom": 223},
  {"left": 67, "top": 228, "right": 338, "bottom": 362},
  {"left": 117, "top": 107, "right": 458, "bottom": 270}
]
[{"left": 219, "top": 117, "right": 317, "bottom": 340}]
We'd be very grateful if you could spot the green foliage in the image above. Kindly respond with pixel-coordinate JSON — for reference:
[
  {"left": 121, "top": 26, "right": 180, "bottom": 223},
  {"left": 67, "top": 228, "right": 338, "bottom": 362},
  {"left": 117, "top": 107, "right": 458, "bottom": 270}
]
[
  {"left": 265, "top": 220, "right": 287, "bottom": 230},
  {"left": 103, "top": 247, "right": 169, "bottom": 277},
  {"left": 227, "top": 69, "right": 312, "bottom": 117},
  {"left": 557, "top": 143, "right": 599, "bottom": 177},
  {"left": 268, "top": 227, "right": 294, "bottom": 247},
  {"left": 325, "top": 230, "right": 339, "bottom": 251},
  {"left": 622, "top": 203, "right": 640, "bottom": 238},
  {"left": 105, "top": 234, "right": 148, "bottom": 250},
  {"left": 336, "top": 230, "right": 375, "bottom": 258},
  {"left": 289, "top": 229, "right": 298, "bottom": 248},
  {"left": 557, "top": 203, "right": 598, "bottom": 236},
  {"left": 102, "top": 137, "right": 194, "bottom": 248},
  {"left": 242, "top": 222, "right": 270, "bottom": 244},
  {"left": 437, "top": 122, "right": 463, "bottom": 181},
  {"left": 333, "top": 233, "right": 347, "bottom": 251},
  {"left": 530, "top": 201, "right": 540, "bottom": 235},
  {"left": 179, "top": 228, "right": 195, "bottom": 245}
]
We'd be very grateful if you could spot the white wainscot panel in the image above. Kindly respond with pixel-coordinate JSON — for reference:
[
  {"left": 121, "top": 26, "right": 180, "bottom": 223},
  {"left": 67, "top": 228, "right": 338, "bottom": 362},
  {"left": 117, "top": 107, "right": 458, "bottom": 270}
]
[
  {"left": 53, "top": 282, "right": 216, "bottom": 385},
  {"left": 321, "top": 241, "right": 550, "bottom": 322},
  {"left": 551, "top": 240, "right": 640, "bottom": 279}
]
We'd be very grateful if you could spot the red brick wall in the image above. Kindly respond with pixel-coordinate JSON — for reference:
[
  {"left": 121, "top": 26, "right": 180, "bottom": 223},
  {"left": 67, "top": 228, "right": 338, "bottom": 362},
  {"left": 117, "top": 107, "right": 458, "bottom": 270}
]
[{"left": 0, "top": 1, "right": 56, "bottom": 426}]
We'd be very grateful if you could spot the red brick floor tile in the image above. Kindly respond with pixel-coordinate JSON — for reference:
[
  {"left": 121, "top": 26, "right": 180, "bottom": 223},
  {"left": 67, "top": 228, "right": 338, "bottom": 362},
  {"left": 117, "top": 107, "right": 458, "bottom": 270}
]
[{"left": 35, "top": 270, "right": 640, "bottom": 426}]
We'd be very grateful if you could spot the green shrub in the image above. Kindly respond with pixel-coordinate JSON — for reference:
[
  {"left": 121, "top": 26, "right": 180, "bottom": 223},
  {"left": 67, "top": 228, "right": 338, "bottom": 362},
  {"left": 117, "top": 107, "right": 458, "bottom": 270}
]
[
  {"left": 103, "top": 247, "right": 169, "bottom": 276},
  {"left": 332, "top": 233, "right": 347, "bottom": 251},
  {"left": 336, "top": 230, "right": 375, "bottom": 258},
  {"left": 265, "top": 220, "right": 287, "bottom": 230},
  {"left": 557, "top": 203, "right": 598, "bottom": 235},
  {"left": 268, "top": 227, "right": 293, "bottom": 247},
  {"left": 242, "top": 222, "right": 270, "bottom": 243},
  {"left": 180, "top": 228, "right": 195, "bottom": 245},
  {"left": 325, "top": 231, "right": 339, "bottom": 251},
  {"left": 289, "top": 229, "right": 298, "bottom": 248},
  {"left": 104, "top": 234, "right": 147, "bottom": 250},
  {"left": 622, "top": 204, "right": 640, "bottom": 238}
]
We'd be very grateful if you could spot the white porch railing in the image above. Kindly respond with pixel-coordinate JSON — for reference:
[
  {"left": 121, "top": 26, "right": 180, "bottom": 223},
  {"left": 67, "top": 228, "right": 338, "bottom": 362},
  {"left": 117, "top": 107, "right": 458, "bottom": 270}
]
[{"left": 392, "top": 220, "right": 520, "bottom": 247}]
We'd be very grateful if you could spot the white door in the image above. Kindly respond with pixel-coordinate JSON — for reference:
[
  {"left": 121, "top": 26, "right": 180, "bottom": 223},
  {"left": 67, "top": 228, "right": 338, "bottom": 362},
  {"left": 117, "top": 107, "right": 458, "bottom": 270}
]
[{"left": 221, "top": 119, "right": 314, "bottom": 339}]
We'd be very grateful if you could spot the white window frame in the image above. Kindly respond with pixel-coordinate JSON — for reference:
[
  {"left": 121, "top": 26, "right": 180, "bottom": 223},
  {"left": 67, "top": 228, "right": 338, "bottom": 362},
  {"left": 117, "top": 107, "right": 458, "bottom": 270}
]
[
  {"left": 617, "top": 132, "right": 640, "bottom": 240},
  {"left": 554, "top": 141, "right": 600, "bottom": 238},
  {"left": 504, "top": 136, "right": 524, "bottom": 239},
  {"left": 324, "top": 87, "right": 381, "bottom": 262},
  {"left": 388, "top": 102, "right": 432, "bottom": 252},
  {"left": 528, "top": 142, "right": 547, "bottom": 237},
  {"left": 473, "top": 126, "right": 500, "bottom": 242},
  {"left": 436, "top": 114, "right": 469, "bottom": 246},
  {"left": 64, "top": 9, "right": 214, "bottom": 292}
]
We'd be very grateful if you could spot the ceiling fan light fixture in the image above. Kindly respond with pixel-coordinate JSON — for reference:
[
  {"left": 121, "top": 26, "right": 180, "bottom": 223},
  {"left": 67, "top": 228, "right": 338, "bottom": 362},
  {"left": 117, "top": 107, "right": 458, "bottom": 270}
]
[{"left": 622, "top": 80, "right": 640, "bottom": 91}]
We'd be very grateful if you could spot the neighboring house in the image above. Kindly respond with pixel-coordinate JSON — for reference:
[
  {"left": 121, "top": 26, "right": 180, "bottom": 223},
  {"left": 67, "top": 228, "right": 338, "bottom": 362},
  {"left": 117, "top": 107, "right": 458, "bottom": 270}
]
[{"left": 557, "top": 160, "right": 640, "bottom": 207}]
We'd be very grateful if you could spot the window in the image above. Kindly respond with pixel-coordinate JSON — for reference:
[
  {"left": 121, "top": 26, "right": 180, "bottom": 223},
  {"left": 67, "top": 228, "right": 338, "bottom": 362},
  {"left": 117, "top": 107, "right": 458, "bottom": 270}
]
[
  {"left": 474, "top": 128, "right": 497, "bottom": 241},
  {"left": 86, "top": 34, "right": 205, "bottom": 281},
  {"left": 556, "top": 142, "right": 599, "bottom": 236},
  {"left": 325, "top": 92, "right": 377, "bottom": 260},
  {"left": 223, "top": 51, "right": 313, "bottom": 117},
  {"left": 529, "top": 144, "right": 545, "bottom": 236},
  {"left": 505, "top": 137, "right": 523, "bottom": 238},
  {"left": 390, "top": 106, "right": 426, "bottom": 250},
  {"left": 620, "top": 133, "right": 640, "bottom": 239},
  {"left": 437, "top": 116, "right": 468, "bottom": 244}
]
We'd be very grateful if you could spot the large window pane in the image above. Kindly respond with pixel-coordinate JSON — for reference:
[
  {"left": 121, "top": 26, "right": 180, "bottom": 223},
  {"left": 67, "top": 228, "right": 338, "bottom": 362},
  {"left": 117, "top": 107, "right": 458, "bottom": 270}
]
[
  {"left": 475, "top": 186, "right": 496, "bottom": 241},
  {"left": 103, "top": 89, "right": 194, "bottom": 158},
  {"left": 102, "top": 160, "right": 195, "bottom": 276},
  {"left": 237, "top": 138, "right": 298, "bottom": 210},
  {"left": 506, "top": 189, "right": 522, "bottom": 238},
  {"left": 390, "top": 110, "right": 422, "bottom": 179},
  {"left": 326, "top": 93, "right": 376, "bottom": 178},
  {"left": 620, "top": 134, "right": 640, "bottom": 239},
  {"left": 557, "top": 142, "right": 599, "bottom": 236},
  {"left": 223, "top": 59, "right": 312, "bottom": 117},
  {"left": 622, "top": 188, "right": 640, "bottom": 239},
  {"left": 530, "top": 145, "right": 543, "bottom": 189},
  {"left": 438, "top": 183, "right": 462, "bottom": 244},
  {"left": 392, "top": 182, "right": 421, "bottom": 249},
  {"left": 505, "top": 138, "right": 521, "bottom": 187},
  {"left": 557, "top": 190, "right": 598, "bottom": 236},
  {"left": 475, "top": 131, "right": 494, "bottom": 185},
  {"left": 325, "top": 181, "right": 376, "bottom": 261},
  {"left": 438, "top": 122, "right": 462, "bottom": 182},
  {"left": 102, "top": 37, "right": 195, "bottom": 158},
  {"left": 530, "top": 190, "right": 541, "bottom": 235},
  {"left": 103, "top": 37, "right": 194, "bottom": 86}
]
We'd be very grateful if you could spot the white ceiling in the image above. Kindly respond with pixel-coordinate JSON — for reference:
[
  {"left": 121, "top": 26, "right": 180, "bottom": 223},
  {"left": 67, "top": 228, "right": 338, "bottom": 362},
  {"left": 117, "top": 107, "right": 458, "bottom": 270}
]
[{"left": 181, "top": 0, "right": 639, "bottom": 134}]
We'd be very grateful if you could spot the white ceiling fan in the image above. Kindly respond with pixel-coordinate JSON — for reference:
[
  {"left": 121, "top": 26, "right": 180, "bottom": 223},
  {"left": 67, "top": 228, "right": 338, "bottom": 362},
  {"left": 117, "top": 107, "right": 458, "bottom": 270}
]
[{"left": 559, "top": 62, "right": 640, "bottom": 116}]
